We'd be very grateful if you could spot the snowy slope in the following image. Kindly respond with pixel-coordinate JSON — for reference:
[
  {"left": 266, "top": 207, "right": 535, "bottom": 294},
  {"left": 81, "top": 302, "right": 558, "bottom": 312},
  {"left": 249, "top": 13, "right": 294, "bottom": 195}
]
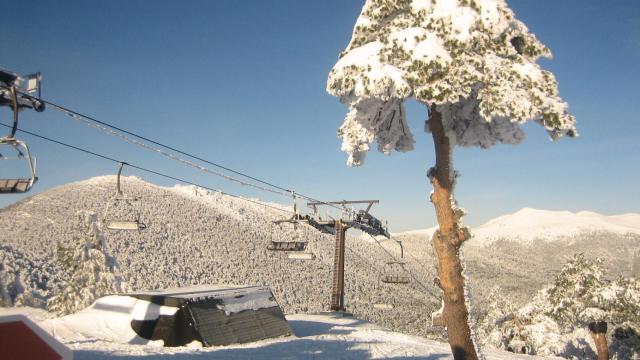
[
  {"left": 2, "top": 305, "right": 559, "bottom": 360},
  {"left": 0, "top": 175, "right": 440, "bottom": 339},
  {"left": 392, "top": 209, "right": 640, "bottom": 306},
  {"left": 470, "top": 208, "right": 640, "bottom": 245},
  {"left": 391, "top": 226, "right": 438, "bottom": 239},
  {"left": 395, "top": 208, "right": 640, "bottom": 246},
  {"left": 2, "top": 177, "right": 638, "bottom": 351}
]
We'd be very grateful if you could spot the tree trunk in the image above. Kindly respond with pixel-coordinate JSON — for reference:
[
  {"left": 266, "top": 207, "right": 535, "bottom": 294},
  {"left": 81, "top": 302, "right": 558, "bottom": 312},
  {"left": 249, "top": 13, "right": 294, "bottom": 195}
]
[
  {"left": 428, "top": 106, "right": 478, "bottom": 360},
  {"left": 589, "top": 321, "right": 609, "bottom": 360}
]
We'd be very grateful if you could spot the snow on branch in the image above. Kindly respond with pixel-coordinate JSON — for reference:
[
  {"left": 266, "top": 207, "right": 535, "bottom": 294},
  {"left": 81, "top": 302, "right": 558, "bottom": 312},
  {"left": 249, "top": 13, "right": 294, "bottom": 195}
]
[{"left": 328, "top": 0, "right": 577, "bottom": 165}]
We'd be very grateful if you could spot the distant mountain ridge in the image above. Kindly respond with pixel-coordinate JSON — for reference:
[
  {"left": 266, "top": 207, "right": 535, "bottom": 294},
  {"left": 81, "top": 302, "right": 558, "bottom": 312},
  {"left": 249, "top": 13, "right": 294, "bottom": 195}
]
[
  {"left": 396, "top": 208, "right": 640, "bottom": 245},
  {"left": 391, "top": 208, "right": 640, "bottom": 305}
]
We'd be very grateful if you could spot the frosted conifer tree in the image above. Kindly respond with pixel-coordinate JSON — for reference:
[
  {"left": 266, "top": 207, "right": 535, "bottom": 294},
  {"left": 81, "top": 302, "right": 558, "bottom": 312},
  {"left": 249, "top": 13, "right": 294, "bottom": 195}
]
[
  {"left": 327, "top": 1, "right": 576, "bottom": 358},
  {"left": 543, "top": 254, "right": 639, "bottom": 359},
  {"left": 47, "top": 212, "right": 128, "bottom": 315},
  {"left": 545, "top": 254, "right": 608, "bottom": 330},
  {"left": 484, "top": 254, "right": 640, "bottom": 359}
]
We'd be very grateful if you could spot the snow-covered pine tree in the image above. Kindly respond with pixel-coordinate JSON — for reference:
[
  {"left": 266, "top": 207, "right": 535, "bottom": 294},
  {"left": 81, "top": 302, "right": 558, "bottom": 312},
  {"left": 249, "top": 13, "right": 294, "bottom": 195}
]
[
  {"left": 479, "top": 286, "right": 516, "bottom": 347},
  {"left": 327, "top": 1, "right": 575, "bottom": 358},
  {"left": 47, "top": 212, "right": 128, "bottom": 315},
  {"left": 485, "top": 254, "right": 640, "bottom": 359},
  {"left": 478, "top": 285, "right": 561, "bottom": 356},
  {"left": 546, "top": 253, "right": 608, "bottom": 330},
  {"left": 543, "top": 253, "right": 639, "bottom": 359}
]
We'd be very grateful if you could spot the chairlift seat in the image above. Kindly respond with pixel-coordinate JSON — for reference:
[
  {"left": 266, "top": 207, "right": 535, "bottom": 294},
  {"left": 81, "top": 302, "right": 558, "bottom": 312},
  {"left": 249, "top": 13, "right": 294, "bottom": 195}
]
[
  {"left": 382, "top": 275, "right": 410, "bottom": 284},
  {"left": 102, "top": 163, "right": 146, "bottom": 232},
  {"left": 105, "top": 220, "right": 147, "bottom": 231},
  {"left": 0, "top": 178, "right": 35, "bottom": 193},
  {"left": 373, "top": 303, "right": 394, "bottom": 310},
  {"left": 0, "top": 139, "right": 37, "bottom": 194},
  {"left": 381, "top": 261, "right": 410, "bottom": 284},
  {"left": 287, "top": 252, "right": 315, "bottom": 260},
  {"left": 267, "top": 241, "right": 307, "bottom": 252}
]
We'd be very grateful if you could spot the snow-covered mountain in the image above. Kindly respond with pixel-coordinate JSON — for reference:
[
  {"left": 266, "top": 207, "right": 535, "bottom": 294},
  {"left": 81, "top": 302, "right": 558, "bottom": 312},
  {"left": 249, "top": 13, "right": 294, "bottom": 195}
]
[
  {"left": 395, "top": 208, "right": 640, "bottom": 246},
  {"left": 2, "top": 177, "right": 638, "bottom": 342},
  {"left": 470, "top": 208, "right": 640, "bottom": 245},
  {"left": 0, "top": 176, "right": 441, "bottom": 339},
  {"left": 390, "top": 208, "right": 640, "bottom": 305}
]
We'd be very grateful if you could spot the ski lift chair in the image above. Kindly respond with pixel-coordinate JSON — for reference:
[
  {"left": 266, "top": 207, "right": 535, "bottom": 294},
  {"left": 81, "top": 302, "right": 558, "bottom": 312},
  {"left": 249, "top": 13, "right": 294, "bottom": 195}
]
[
  {"left": 381, "top": 261, "right": 410, "bottom": 284},
  {"left": 267, "top": 240, "right": 307, "bottom": 251},
  {"left": 287, "top": 251, "right": 315, "bottom": 260},
  {"left": 287, "top": 228, "right": 318, "bottom": 261},
  {"left": 373, "top": 303, "right": 394, "bottom": 310},
  {"left": 103, "top": 163, "right": 147, "bottom": 231},
  {"left": 0, "top": 85, "right": 38, "bottom": 193},
  {"left": 0, "top": 138, "right": 37, "bottom": 193},
  {"left": 267, "top": 218, "right": 315, "bottom": 260}
]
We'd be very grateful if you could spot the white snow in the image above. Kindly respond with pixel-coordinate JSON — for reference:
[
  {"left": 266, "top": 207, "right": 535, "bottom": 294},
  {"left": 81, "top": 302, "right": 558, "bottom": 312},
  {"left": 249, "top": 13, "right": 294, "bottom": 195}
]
[
  {"left": 215, "top": 288, "right": 279, "bottom": 315},
  {"left": 327, "top": 0, "right": 576, "bottom": 166},
  {"left": 397, "top": 208, "right": 640, "bottom": 246},
  {"left": 1, "top": 305, "right": 560, "bottom": 359},
  {"left": 471, "top": 208, "right": 640, "bottom": 245},
  {"left": 412, "top": 33, "right": 451, "bottom": 61},
  {"left": 392, "top": 226, "right": 438, "bottom": 239},
  {"left": 41, "top": 295, "right": 170, "bottom": 345}
]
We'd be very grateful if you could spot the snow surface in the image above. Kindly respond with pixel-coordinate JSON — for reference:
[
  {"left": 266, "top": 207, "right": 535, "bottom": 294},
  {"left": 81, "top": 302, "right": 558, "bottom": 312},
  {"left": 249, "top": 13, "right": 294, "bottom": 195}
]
[
  {"left": 391, "top": 226, "right": 438, "bottom": 239},
  {"left": 1, "top": 304, "right": 560, "bottom": 359},
  {"left": 41, "top": 295, "right": 175, "bottom": 345},
  {"left": 470, "top": 208, "right": 640, "bottom": 245},
  {"left": 396, "top": 208, "right": 640, "bottom": 246}
]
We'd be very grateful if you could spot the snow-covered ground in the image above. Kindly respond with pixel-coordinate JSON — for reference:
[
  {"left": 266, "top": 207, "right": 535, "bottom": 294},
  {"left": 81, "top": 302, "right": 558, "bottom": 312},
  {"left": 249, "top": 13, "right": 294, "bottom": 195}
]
[{"left": 1, "top": 303, "right": 559, "bottom": 359}]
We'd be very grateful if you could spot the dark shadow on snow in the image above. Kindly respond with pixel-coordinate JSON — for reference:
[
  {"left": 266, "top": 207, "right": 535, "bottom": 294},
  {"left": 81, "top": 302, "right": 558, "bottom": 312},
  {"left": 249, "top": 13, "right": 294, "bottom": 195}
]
[
  {"left": 72, "top": 336, "right": 451, "bottom": 360},
  {"left": 288, "top": 318, "right": 369, "bottom": 337}
]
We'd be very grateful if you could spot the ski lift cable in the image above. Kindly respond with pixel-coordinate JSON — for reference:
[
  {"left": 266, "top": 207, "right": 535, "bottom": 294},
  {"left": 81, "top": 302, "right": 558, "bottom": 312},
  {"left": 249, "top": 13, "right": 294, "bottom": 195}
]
[
  {"left": 2, "top": 121, "right": 438, "bottom": 302},
  {"left": 67, "top": 113, "right": 289, "bottom": 197},
  {"left": 343, "top": 246, "right": 435, "bottom": 306},
  {"left": 344, "top": 246, "right": 384, "bottom": 277},
  {"left": 366, "top": 233, "right": 439, "bottom": 299},
  {"left": 0, "top": 122, "right": 292, "bottom": 215},
  {"left": 0, "top": 87, "right": 352, "bottom": 215}
]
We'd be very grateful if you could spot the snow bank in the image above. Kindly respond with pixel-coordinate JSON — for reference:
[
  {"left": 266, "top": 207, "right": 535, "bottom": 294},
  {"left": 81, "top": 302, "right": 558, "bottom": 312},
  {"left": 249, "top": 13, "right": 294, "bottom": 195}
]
[
  {"left": 1, "top": 307, "right": 560, "bottom": 359},
  {"left": 41, "top": 295, "right": 177, "bottom": 345}
]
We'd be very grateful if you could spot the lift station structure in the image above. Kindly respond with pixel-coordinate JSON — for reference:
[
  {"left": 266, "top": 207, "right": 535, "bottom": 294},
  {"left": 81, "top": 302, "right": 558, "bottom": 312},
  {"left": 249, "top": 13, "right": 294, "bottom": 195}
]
[{"left": 302, "top": 200, "right": 390, "bottom": 312}]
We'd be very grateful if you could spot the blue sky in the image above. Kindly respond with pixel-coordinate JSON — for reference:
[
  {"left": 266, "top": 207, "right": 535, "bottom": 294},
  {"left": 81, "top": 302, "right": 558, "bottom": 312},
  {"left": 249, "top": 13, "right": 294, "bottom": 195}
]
[{"left": 1, "top": 0, "right": 639, "bottom": 231}]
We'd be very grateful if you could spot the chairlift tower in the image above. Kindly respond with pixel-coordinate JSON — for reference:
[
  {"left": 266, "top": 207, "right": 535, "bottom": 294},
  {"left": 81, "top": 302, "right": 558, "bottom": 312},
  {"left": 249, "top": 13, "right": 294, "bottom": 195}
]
[
  {"left": 304, "top": 200, "right": 390, "bottom": 312},
  {"left": 331, "top": 219, "right": 348, "bottom": 311}
]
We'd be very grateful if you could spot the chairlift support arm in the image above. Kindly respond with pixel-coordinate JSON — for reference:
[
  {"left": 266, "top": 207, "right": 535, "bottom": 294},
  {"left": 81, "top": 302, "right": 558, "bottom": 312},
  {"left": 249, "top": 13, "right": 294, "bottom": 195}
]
[
  {"left": 116, "top": 162, "right": 126, "bottom": 196},
  {"left": 307, "top": 200, "right": 379, "bottom": 214}
]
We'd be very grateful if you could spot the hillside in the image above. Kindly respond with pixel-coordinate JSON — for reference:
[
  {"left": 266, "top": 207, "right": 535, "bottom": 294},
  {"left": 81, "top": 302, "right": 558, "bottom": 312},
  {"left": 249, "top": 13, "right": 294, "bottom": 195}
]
[
  {"left": 395, "top": 208, "right": 640, "bottom": 305},
  {"left": 2, "top": 177, "right": 639, "bottom": 339},
  {"left": 469, "top": 208, "right": 640, "bottom": 245},
  {"left": 0, "top": 176, "right": 441, "bottom": 338}
]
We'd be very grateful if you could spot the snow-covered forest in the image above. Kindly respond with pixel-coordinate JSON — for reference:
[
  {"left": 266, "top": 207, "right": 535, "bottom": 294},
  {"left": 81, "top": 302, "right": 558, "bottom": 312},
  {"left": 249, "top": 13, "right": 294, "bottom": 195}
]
[
  {"left": 1, "top": 176, "right": 639, "bottom": 358},
  {"left": 0, "top": 176, "right": 441, "bottom": 338}
]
